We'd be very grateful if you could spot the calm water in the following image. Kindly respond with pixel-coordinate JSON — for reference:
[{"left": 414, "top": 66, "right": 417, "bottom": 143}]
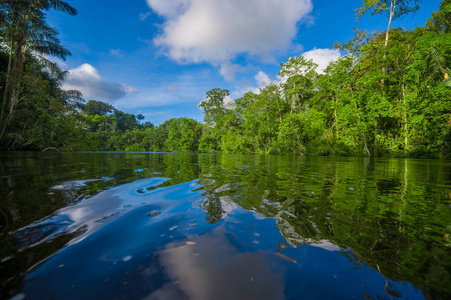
[{"left": 0, "top": 152, "right": 450, "bottom": 299}]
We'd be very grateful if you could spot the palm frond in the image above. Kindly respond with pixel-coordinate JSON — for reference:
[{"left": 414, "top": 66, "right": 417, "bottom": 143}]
[
  {"left": 45, "top": 0, "right": 77, "bottom": 15},
  {"left": 58, "top": 89, "right": 85, "bottom": 109},
  {"left": 32, "top": 41, "right": 71, "bottom": 59},
  {"left": 428, "top": 48, "right": 445, "bottom": 67},
  {"left": 35, "top": 54, "right": 64, "bottom": 78}
]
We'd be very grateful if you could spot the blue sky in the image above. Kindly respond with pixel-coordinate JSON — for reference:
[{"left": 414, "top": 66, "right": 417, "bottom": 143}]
[{"left": 47, "top": 0, "right": 440, "bottom": 125}]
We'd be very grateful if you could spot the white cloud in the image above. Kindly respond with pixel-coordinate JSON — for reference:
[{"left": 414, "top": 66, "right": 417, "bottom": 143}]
[
  {"left": 139, "top": 11, "right": 152, "bottom": 21},
  {"left": 302, "top": 48, "right": 342, "bottom": 74},
  {"left": 146, "top": 0, "right": 313, "bottom": 79},
  {"left": 146, "top": 0, "right": 189, "bottom": 18},
  {"left": 44, "top": 55, "right": 68, "bottom": 70},
  {"left": 226, "top": 71, "right": 274, "bottom": 103},
  {"left": 114, "top": 73, "right": 209, "bottom": 111},
  {"left": 109, "top": 48, "right": 122, "bottom": 57},
  {"left": 219, "top": 63, "right": 248, "bottom": 82},
  {"left": 255, "top": 71, "right": 272, "bottom": 88},
  {"left": 62, "top": 63, "right": 137, "bottom": 101}
]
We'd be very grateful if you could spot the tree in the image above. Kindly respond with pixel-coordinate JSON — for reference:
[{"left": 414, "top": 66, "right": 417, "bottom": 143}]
[
  {"left": 357, "top": 0, "right": 421, "bottom": 47},
  {"left": 0, "top": 0, "right": 77, "bottom": 143},
  {"left": 84, "top": 100, "right": 113, "bottom": 116},
  {"left": 198, "top": 88, "right": 230, "bottom": 153},
  {"left": 114, "top": 109, "right": 138, "bottom": 132},
  {"left": 136, "top": 113, "right": 145, "bottom": 125},
  {"left": 426, "top": 0, "right": 451, "bottom": 34},
  {"left": 279, "top": 55, "right": 318, "bottom": 114},
  {"left": 164, "top": 118, "right": 202, "bottom": 152},
  {"left": 199, "top": 88, "right": 229, "bottom": 125},
  {"left": 356, "top": 0, "right": 422, "bottom": 83}
]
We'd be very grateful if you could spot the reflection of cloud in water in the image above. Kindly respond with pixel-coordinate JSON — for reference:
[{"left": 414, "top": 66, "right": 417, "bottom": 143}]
[
  {"left": 219, "top": 196, "right": 237, "bottom": 219},
  {"left": 310, "top": 240, "right": 341, "bottom": 252},
  {"left": 50, "top": 179, "right": 99, "bottom": 191},
  {"left": 214, "top": 183, "right": 231, "bottom": 193},
  {"left": 66, "top": 206, "right": 90, "bottom": 224},
  {"left": 13, "top": 178, "right": 170, "bottom": 247},
  {"left": 144, "top": 226, "right": 284, "bottom": 300},
  {"left": 276, "top": 215, "right": 340, "bottom": 251}
]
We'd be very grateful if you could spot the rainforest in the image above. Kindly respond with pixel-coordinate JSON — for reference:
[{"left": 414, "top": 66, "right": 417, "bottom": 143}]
[
  {"left": 0, "top": 1, "right": 450, "bottom": 158},
  {"left": 1, "top": 1, "right": 451, "bottom": 299}
]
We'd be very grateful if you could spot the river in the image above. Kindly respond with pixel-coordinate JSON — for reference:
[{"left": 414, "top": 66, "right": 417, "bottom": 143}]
[{"left": 0, "top": 152, "right": 450, "bottom": 299}]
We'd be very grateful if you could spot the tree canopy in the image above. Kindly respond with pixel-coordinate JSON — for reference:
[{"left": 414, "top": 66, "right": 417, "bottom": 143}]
[{"left": 0, "top": 0, "right": 450, "bottom": 158}]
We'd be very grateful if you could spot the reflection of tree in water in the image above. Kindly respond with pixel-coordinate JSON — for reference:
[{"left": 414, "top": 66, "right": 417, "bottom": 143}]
[
  {"left": 196, "top": 155, "right": 451, "bottom": 296},
  {"left": 0, "top": 152, "right": 205, "bottom": 297},
  {"left": 202, "top": 196, "right": 224, "bottom": 224},
  {"left": 0, "top": 225, "right": 87, "bottom": 295},
  {"left": 0, "top": 153, "right": 450, "bottom": 297},
  {"left": 199, "top": 181, "right": 238, "bottom": 224}
]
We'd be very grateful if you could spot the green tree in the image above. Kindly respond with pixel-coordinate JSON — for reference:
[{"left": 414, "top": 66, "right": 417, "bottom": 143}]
[
  {"left": 84, "top": 100, "right": 113, "bottom": 116},
  {"left": 199, "top": 88, "right": 230, "bottom": 125},
  {"left": 164, "top": 118, "right": 202, "bottom": 152},
  {"left": 198, "top": 88, "right": 230, "bottom": 153},
  {"left": 136, "top": 113, "right": 145, "bottom": 126},
  {"left": 356, "top": 0, "right": 422, "bottom": 83},
  {"left": 0, "top": 0, "right": 77, "bottom": 143},
  {"left": 356, "top": 0, "right": 421, "bottom": 48},
  {"left": 114, "top": 109, "right": 138, "bottom": 132},
  {"left": 279, "top": 55, "right": 318, "bottom": 114}
]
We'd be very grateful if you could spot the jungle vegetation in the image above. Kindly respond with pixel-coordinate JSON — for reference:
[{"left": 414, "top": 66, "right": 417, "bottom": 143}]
[{"left": 0, "top": 0, "right": 450, "bottom": 158}]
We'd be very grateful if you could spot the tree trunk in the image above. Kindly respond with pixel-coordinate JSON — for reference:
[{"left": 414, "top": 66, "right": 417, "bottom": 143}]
[
  {"left": 0, "top": 39, "right": 25, "bottom": 142},
  {"left": 354, "top": 100, "right": 370, "bottom": 157},
  {"left": 1, "top": 37, "right": 14, "bottom": 116},
  {"left": 350, "top": 86, "right": 370, "bottom": 157},
  {"left": 334, "top": 96, "right": 339, "bottom": 140},
  {"left": 384, "top": 0, "right": 395, "bottom": 48},
  {"left": 382, "top": 0, "right": 396, "bottom": 85},
  {"left": 275, "top": 92, "right": 282, "bottom": 123},
  {"left": 402, "top": 83, "right": 408, "bottom": 151}
]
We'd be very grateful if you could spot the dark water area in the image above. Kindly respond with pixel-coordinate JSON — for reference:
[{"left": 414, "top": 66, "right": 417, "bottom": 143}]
[{"left": 0, "top": 152, "right": 450, "bottom": 299}]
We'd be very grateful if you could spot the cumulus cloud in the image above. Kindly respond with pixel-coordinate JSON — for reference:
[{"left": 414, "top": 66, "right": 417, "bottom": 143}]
[
  {"left": 302, "top": 48, "right": 342, "bottom": 74},
  {"left": 255, "top": 71, "right": 272, "bottom": 88},
  {"left": 62, "top": 64, "right": 137, "bottom": 101},
  {"left": 225, "top": 71, "right": 273, "bottom": 104},
  {"left": 146, "top": 0, "right": 313, "bottom": 79},
  {"left": 219, "top": 63, "right": 248, "bottom": 82}
]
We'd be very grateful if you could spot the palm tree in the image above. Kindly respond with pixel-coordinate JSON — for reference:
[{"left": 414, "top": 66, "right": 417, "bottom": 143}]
[
  {"left": 0, "top": 0, "right": 77, "bottom": 141},
  {"left": 428, "top": 47, "right": 451, "bottom": 87}
]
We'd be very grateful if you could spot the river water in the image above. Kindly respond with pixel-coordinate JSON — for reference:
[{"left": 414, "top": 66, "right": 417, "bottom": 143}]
[{"left": 0, "top": 152, "right": 450, "bottom": 299}]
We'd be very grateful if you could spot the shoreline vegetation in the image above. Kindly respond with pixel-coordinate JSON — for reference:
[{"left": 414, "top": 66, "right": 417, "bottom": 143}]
[{"left": 0, "top": 1, "right": 450, "bottom": 158}]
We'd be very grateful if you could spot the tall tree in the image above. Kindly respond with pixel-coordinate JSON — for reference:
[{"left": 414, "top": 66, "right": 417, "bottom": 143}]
[
  {"left": 356, "top": 0, "right": 421, "bottom": 48},
  {"left": 199, "top": 88, "right": 229, "bottom": 125},
  {"left": 279, "top": 55, "right": 317, "bottom": 114},
  {"left": 426, "top": 0, "right": 451, "bottom": 34},
  {"left": 198, "top": 88, "right": 230, "bottom": 153},
  {"left": 0, "top": 0, "right": 77, "bottom": 142},
  {"left": 84, "top": 100, "right": 114, "bottom": 116},
  {"left": 356, "top": 0, "right": 422, "bottom": 83}
]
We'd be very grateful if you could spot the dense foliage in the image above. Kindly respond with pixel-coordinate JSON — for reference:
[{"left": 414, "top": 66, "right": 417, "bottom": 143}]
[{"left": 0, "top": 0, "right": 450, "bottom": 157}]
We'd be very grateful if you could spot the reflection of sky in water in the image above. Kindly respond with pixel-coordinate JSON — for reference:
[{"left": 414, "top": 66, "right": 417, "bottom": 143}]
[
  {"left": 13, "top": 178, "right": 171, "bottom": 248},
  {"left": 11, "top": 176, "right": 424, "bottom": 300},
  {"left": 3, "top": 153, "right": 448, "bottom": 299},
  {"left": 0, "top": 153, "right": 451, "bottom": 299},
  {"left": 146, "top": 227, "right": 284, "bottom": 300}
]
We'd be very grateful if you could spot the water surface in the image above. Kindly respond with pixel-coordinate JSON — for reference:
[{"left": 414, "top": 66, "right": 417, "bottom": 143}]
[{"left": 0, "top": 152, "right": 450, "bottom": 299}]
